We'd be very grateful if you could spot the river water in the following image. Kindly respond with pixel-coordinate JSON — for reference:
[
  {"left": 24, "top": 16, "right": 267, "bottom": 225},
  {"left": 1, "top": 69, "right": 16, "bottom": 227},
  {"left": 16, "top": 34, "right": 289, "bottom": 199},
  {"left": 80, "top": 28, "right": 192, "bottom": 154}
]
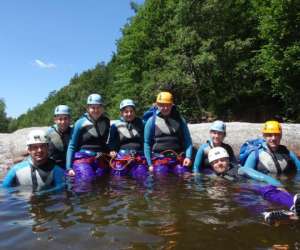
[{"left": 1, "top": 172, "right": 300, "bottom": 250}]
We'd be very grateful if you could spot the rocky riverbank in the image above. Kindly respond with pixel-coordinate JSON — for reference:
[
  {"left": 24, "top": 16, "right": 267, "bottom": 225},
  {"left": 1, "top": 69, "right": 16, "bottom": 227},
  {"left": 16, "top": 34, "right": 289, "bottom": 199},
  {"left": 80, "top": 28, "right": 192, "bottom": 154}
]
[{"left": 1, "top": 123, "right": 300, "bottom": 172}]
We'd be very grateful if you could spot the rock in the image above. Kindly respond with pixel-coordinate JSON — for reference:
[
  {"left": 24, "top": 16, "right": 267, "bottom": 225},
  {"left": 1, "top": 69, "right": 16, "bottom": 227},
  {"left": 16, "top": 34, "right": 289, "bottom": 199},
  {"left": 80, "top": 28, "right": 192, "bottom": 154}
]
[{"left": 1, "top": 123, "right": 300, "bottom": 172}]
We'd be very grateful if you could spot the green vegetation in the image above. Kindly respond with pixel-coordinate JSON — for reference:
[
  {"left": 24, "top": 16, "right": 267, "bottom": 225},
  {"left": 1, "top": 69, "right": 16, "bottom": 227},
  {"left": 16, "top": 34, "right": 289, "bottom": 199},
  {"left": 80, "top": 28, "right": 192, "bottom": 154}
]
[{"left": 3, "top": 0, "right": 300, "bottom": 131}]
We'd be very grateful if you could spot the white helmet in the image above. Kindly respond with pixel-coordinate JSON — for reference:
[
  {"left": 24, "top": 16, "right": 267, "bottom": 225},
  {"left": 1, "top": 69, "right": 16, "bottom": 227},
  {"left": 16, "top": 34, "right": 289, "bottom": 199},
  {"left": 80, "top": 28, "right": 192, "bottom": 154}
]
[
  {"left": 87, "top": 93, "right": 103, "bottom": 105},
  {"left": 26, "top": 130, "right": 49, "bottom": 146},
  {"left": 120, "top": 99, "right": 135, "bottom": 110},
  {"left": 54, "top": 105, "right": 71, "bottom": 116},
  {"left": 208, "top": 147, "right": 229, "bottom": 163}
]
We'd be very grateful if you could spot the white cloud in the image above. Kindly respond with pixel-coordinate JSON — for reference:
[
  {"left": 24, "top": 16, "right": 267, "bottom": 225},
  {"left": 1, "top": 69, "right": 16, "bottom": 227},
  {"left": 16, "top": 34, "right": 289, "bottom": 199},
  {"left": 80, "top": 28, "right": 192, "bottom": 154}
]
[{"left": 34, "top": 59, "right": 56, "bottom": 69}]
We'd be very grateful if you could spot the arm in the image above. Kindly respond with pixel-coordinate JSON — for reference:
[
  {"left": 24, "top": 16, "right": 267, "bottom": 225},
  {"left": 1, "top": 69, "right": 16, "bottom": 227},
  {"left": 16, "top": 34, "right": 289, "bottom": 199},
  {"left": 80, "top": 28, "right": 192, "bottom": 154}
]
[
  {"left": 242, "top": 151, "right": 257, "bottom": 169},
  {"left": 289, "top": 151, "right": 300, "bottom": 171},
  {"left": 2, "top": 164, "right": 19, "bottom": 187},
  {"left": 66, "top": 119, "right": 83, "bottom": 170},
  {"left": 238, "top": 166, "right": 282, "bottom": 187},
  {"left": 193, "top": 144, "right": 207, "bottom": 173},
  {"left": 144, "top": 117, "right": 154, "bottom": 166},
  {"left": 181, "top": 119, "right": 193, "bottom": 159},
  {"left": 107, "top": 124, "right": 119, "bottom": 151}
]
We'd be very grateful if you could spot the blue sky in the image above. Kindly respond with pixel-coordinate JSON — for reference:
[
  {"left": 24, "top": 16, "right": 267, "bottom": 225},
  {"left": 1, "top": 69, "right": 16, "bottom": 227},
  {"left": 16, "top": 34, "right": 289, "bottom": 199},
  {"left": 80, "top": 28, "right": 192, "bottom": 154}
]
[{"left": 0, "top": 0, "right": 144, "bottom": 118}]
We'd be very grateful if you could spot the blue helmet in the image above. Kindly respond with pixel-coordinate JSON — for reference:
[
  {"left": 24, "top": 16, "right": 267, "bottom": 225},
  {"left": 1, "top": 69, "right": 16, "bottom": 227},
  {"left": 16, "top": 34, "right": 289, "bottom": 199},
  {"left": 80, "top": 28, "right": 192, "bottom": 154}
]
[
  {"left": 87, "top": 93, "right": 103, "bottom": 105},
  {"left": 54, "top": 105, "right": 71, "bottom": 116},
  {"left": 120, "top": 99, "right": 135, "bottom": 110},
  {"left": 210, "top": 120, "right": 226, "bottom": 134}
]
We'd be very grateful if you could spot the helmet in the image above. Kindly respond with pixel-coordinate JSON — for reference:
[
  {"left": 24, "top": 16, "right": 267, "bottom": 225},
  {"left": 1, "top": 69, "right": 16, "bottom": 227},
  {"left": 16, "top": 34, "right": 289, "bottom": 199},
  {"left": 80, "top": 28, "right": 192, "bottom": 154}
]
[
  {"left": 26, "top": 130, "right": 49, "bottom": 146},
  {"left": 262, "top": 121, "right": 282, "bottom": 134},
  {"left": 120, "top": 99, "right": 135, "bottom": 110},
  {"left": 54, "top": 105, "right": 71, "bottom": 116},
  {"left": 87, "top": 93, "right": 103, "bottom": 105},
  {"left": 156, "top": 92, "right": 173, "bottom": 104},
  {"left": 210, "top": 120, "right": 226, "bottom": 133},
  {"left": 208, "top": 147, "right": 229, "bottom": 163}
]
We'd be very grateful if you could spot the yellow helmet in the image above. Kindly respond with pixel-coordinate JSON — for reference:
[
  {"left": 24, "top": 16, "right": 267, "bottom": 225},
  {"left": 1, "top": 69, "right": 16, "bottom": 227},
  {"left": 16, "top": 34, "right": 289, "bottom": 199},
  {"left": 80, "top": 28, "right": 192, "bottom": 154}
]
[
  {"left": 262, "top": 120, "right": 282, "bottom": 134},
  {"left": 156, "top": 92, "right": 173, "bottom": 104}
]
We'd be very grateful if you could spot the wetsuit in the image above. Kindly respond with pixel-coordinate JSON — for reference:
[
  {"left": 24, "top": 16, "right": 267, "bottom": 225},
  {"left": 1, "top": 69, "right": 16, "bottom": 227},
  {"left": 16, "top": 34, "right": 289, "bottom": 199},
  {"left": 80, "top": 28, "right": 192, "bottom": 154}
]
[
  {"left": 108, "top": 117, "right": 144, "bottom": 153},
  {"left": 207, "top": 163, "right": 295, "bottom": 210},
  {"left": 144, "top": 107, "right": 192, "bottom": 166},
  {"left": 47, "top": 124, "right": 73, "bottom": 168},
  {"left": 193, "top": 140, "right": 237, "bottom": 173},
  {"left": 2, "top": 157, "right": 65, "bottom": 192},
  {"left": 243, "top": 142, "right": 300, "bottom": 174},
  {"left": 66, "top": 113, "right": 110, "bottom": 170}
]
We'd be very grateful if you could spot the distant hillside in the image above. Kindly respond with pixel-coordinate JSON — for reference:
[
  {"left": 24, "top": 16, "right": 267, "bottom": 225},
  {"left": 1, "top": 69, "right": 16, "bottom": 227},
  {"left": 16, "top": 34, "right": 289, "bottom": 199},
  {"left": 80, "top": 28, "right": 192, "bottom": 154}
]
[{"left": 9, "top": 0, "right": 300, "bottom": 131}]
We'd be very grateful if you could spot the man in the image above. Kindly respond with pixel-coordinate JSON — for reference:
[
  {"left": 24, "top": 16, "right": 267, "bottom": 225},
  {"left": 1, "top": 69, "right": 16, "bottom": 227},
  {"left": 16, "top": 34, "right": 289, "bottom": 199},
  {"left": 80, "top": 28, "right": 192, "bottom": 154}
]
[
  {"left": 2, "top": 130, "right": 65, "bottom": 192},
  {"left": 207, "top": 147, "right": 300, "bottom": 224},
  {"left": 47, "top": 105, "right": 73, "bottom": 168},
  {"left": 243, "top": 120, "right": 300, "bottom": 174},
  {"left": 144, "top": 91, "right": 193, "bottom": 171}
]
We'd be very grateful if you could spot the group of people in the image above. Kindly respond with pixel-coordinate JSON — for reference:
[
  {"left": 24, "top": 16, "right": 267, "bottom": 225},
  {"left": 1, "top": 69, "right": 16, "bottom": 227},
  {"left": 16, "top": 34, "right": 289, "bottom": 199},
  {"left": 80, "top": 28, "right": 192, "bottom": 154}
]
[{"left": 2, "top": 91, "right": 300, "bottom": 224}]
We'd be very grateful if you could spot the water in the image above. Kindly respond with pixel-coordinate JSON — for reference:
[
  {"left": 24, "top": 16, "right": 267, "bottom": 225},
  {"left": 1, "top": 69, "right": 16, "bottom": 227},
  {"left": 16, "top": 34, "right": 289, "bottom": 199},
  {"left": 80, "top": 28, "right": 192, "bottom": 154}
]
[{"left": 1, "top": 172, "right": 300, "bottom": 250}]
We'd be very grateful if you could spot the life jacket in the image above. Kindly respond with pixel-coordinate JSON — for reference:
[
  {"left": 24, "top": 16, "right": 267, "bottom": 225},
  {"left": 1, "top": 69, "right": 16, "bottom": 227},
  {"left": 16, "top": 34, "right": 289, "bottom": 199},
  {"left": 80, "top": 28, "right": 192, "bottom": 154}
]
[
  {"left": 152, "top": 114, "right": 184, "bottom": 153},
  {"left": 15, "top": 159, "right": 57, "bottom": 191},
  {"left": 47, "top": 125, "right": 72, "bottom": 167},
  {"left": 77, "top": 114, "right": 110, "bottom": 152},
  {"left": 256, "top": 145, "right": 296, "bottom": 174},
  {"left": 115, "top": 118, "right": 144, "bottom": 151}
]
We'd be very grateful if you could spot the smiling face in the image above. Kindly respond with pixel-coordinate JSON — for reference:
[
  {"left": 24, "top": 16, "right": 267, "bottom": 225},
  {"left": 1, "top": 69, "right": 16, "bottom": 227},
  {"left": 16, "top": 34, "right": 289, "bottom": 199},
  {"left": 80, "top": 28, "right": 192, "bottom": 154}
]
[
  {"left": 121, "top": 106, "right": 135, "bottom": 122},
  {"left": 54, "top": 115, "right": 71, "bottom": 133},
  {"left": 263, "top": 133, "right": 282, "bottom": 151},
  {"left": 210, "top": 157, "right": 230, "bottom": 174},
  {"left": 157, "top": 103, "right": 173, "bottom": 117},
  {"left": 210, "top": 130, "right": 225, "bottom": 146},
  {"left": 87, "top": 104, "right": 104, "bottom": 120},
  {"left": 28, "top": 143, "right": 48, "bottom": 166}
]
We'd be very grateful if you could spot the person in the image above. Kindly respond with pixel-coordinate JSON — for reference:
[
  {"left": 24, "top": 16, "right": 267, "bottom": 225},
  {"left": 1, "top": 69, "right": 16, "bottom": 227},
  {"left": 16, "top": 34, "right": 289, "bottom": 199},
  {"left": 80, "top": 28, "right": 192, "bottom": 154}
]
[
  {"left": 193, "top": 120, "right": 236, "bottom": 173},
  {"left": 207, "top": 147, "right": 300, "bottom": 224},
  {"left": 47, "top": 105, "right": 73, "bottom": 169},
  {"left": 108, "top": 99, "right": 144, "bottom": 156},
  {"left": 144, "top": 91, "right": 193, "bottom": 171},
  {"left": 243, "top": 120, "right": 300, "bottom": 174},
  {"left": 2, "top": 130, "right": 65, "bottom": 192},
  {"left": 66, "top": 93, "right": 110, "bottom": 177}
]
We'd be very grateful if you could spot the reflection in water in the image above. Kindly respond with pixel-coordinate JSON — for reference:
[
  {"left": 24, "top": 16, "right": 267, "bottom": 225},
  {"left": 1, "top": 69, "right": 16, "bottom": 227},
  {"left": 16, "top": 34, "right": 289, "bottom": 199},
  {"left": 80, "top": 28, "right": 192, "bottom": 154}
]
[{"left": 0, "top": 172, "right": 300, "bottom": 249}]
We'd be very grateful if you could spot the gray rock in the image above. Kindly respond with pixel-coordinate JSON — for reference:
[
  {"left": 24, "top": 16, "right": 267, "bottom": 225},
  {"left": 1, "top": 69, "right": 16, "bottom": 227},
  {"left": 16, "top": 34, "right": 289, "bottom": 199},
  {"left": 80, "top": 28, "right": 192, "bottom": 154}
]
[{"left": 1, "top": 123, "right": 300, "bottom": 173}]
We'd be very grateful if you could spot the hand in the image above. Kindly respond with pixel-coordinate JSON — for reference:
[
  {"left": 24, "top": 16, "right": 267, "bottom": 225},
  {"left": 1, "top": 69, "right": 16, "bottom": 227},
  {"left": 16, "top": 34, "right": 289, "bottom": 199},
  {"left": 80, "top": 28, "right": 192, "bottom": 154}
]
[
  {"left": 68, "top": 169, "right": 75, "bottom": 176},
  {"left": 148, "top": 165, "right": 154, "bottom": 172},
  {"left": 182, "top": 158, "right": 192, "bottom": 167},
  {"left": 109, "top": 151, "right": 117, "bottom": 158}
]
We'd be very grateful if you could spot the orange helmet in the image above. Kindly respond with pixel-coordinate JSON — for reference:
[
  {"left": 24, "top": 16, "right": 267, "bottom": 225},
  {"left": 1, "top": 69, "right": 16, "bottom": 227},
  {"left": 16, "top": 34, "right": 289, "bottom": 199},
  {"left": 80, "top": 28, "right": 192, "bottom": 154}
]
[
  {"left": 156, "top": 92, "right": 173, "bottom": 104},
  {"left": 262, "top": 121, "right": 282, "bottom": 134}
]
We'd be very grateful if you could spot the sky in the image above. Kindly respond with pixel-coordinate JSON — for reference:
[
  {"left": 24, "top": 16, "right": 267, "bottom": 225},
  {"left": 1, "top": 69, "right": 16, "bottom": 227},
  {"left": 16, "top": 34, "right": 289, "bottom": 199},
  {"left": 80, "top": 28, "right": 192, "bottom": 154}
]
[{"left": 0, "top": 0, "right": 144, "bottom": 118}]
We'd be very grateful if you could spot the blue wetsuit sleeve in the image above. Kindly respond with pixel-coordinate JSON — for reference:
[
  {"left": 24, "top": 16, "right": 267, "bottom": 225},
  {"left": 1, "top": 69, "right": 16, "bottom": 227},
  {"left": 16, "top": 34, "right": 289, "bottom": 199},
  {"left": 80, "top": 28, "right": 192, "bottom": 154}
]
[
  {"left": 238, "top": 166, "right": 282, "bottom": 187},
  {"left": 66, "top": 118, "right": 83, "bottom": 170},
  {"left": 108, "top": 124, "right": 119, "bottom": 151},
  {"left": 181, "top": 119, "right": 193, "bottom": 159},
  {"left": 144, "top": 117, "right": 154, "bottom": 166},
  {"left": 242, "top": 151, "right": 257, "bottom": 169},
  {"left": 193, "top": 144, "right": 207, "bottom": 173},
  {"left": 2, "top": 166, "right": 18, "bottom": 187},
  {"left": 289, "top": 151, "right": 300, "bottom": 171}
]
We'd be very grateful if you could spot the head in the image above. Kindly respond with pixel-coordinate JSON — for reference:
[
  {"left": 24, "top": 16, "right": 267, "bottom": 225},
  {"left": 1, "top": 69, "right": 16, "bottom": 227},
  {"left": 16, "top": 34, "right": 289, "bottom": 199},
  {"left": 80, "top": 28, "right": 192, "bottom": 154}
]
[
  {"left": 208, "top": 147, "right": 230, "bottom": 174},
  {"left": 26, "top": 130, "right": 49, "bottom": 166},
  {"left": 262, "top": 120, "right": 282, "bottom": 151},
  {"left": 209, "top": 120, "right": 226, "bottom": 146},
  {"left": 156, "top": 91, "right": 173, "bottom": 117},
  {"left": 120, "top": 99, "right": 136, "bottom": 122},
  {"left": 86, "top": 93, "right": 104, "bottom": 120},
  {"left": 54, "top": 105, "right": 71, "bottom": 132}
]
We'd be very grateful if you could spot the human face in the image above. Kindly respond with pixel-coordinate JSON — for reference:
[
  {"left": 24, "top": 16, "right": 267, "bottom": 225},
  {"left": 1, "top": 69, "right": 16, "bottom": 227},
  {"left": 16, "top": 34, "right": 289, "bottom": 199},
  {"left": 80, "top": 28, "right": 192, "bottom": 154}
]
[
  {"left": 121, "top": 106, "right": 135, "bottom": 122},
  {"left": 210, "top": 130, "right": 225, "bottom": 146},
  {"left": 264, "top": 133, "right": 282, "bottom": 151},
  {"left": 211, "top": 157, "right": 230, "bottom": 174},
  {"left": 157, "top": 103, "right": 173, "bottom": 117},
  {"left": 87, "top": 104, "right": 104, "bottom": 120},
  {"left": 54, "top": 115, "right": 71, "bottom": 133},
  {"left": 28, "top": 143, "right": 48, "bottom": 166}
]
